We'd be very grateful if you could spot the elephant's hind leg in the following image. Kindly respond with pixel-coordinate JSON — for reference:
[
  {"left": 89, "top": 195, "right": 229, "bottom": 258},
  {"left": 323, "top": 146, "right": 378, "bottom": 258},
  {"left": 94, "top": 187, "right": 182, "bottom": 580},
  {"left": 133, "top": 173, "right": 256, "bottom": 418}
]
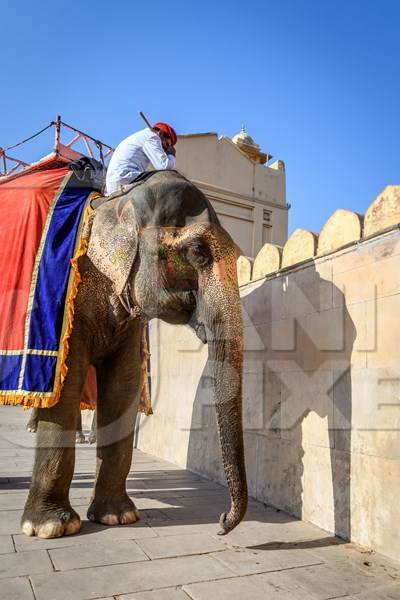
[
  {"left": 87, "top": 324, "right": 141, "bottom": 526},
  {"left": 26, "top": 408, "right": 38, "bottom": 433},
  {"left": 21, "top": 348, "right": 89, "bottom": 538},
  {"left": 88, "top": 410, "right": 97, "bottom": 444},
  {"left": 75, "top": 410, "right": 86, "bottom": 444}
]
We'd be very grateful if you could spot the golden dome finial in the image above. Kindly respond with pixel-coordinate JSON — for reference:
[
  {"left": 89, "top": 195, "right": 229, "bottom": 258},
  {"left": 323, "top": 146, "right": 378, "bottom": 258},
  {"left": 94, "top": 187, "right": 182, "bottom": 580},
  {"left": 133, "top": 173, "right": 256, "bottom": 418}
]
[{"left": 231, "top": 125, "right": 271, "bottom": 164}]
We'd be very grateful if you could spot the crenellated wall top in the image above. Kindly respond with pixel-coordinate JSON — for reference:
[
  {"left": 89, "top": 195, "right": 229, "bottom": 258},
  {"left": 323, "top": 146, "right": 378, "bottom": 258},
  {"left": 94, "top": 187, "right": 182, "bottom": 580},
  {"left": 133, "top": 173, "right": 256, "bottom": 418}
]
[{"left": 238, "top": 184, "right": 400, "bottom": 285}]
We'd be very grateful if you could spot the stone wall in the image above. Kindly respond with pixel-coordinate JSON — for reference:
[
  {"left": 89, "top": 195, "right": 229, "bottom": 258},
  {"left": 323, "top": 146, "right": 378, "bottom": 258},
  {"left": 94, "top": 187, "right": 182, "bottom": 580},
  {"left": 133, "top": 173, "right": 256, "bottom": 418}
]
[{"left": 136, "top": 185, "right": 400, "bottom": 561}]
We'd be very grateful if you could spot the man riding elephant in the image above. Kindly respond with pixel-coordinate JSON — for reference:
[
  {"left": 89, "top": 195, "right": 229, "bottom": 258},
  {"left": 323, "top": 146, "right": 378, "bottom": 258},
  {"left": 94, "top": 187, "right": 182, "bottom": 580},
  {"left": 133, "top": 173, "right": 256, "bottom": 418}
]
[
  {"left": 21, "top": 168, "right": 248, "bottom": 540},
  {"left": 106, "top": 121, "right": 177, "bottom": 194}
]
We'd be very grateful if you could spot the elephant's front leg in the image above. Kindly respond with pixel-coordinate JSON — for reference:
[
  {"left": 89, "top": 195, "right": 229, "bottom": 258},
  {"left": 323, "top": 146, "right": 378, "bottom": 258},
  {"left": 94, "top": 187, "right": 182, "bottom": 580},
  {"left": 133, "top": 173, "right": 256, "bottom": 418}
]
[
  {"left": 88, "top": 324, "right": 142, "bottom": 526},
  {"left": 21, "top": 351, "right": 88, "bottom": 539}
]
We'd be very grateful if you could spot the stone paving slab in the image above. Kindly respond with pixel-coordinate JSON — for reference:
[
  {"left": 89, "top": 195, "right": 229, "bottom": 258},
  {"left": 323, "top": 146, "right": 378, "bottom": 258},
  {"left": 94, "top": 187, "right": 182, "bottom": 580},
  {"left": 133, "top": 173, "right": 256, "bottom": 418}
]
[
  {"left": 0, "top": 533, "right": 14, "bottom": 554},
  {"left": 0, "top": 494, "right": 31, "bottom": 511},
  {"left": 348, "top": 584, "right": 400, "bottom": 599},
  {"left": 30, "top": 554, "right": 232, "bottom": 600},
  {"left": 185, "top": 571, "right": 400, "bottom": 600},
  {"left": 150, "top": 519, "right": 224, "bottom": 538},
  {"left": 134, "top": 497, "right": 182, "bottom": 510},
  {"left": 0, "top": 576, "right": 35, "bottom": 600},
  {"left": 49, "top": 539, "right": 149, "bottom": 571},
  {"left": 215, "top": 518, "right": 333, "bottom": 548},
  {"left": 137, "top": 532, "right": 224, "bottom": 559},
  {"left": 183, "top": 576, "right": 279, "bottom": 600},
  {"left": 300, "top": 539, "right": 400, "bottom": 580},
  {"left": 0, "top": 549, "right": 53, "bottom": 579},
  {"left": 256, "top": 562, "right": 395, "bottom": 598},
  {"left": 210, "top": 545, "right": 323, "bottom": 575},
  {"left": 0, "top": 406, "right": 399, "bottom": 600},
  {"left": 0, "top": 509, "right": 23, "bottom": 534}
]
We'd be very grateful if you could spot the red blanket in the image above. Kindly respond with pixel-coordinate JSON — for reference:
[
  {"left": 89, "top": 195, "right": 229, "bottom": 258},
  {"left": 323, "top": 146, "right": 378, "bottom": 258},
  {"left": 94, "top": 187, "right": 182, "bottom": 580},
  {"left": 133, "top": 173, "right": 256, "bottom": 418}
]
[{"left": 0, "top": 164, "right": 92, "bottom": 408}]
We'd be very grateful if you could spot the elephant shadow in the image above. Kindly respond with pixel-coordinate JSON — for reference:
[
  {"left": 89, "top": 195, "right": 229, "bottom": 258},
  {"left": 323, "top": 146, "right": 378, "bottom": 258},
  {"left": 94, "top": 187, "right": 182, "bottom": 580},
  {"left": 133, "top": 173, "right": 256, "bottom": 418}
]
[{"left": 187, "top": 260, "right": 354, "bottom": 542}]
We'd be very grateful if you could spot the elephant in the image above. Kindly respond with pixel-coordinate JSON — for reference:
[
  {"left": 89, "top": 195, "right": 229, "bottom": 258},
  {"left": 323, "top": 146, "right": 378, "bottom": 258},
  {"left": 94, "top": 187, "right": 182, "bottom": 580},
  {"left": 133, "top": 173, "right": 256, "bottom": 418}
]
[
  {"left": 26, "top": 408, "right": 89, "bottom": 444},
  {"left": 21, "top": 170, "right": 247, "bottom": 539}
]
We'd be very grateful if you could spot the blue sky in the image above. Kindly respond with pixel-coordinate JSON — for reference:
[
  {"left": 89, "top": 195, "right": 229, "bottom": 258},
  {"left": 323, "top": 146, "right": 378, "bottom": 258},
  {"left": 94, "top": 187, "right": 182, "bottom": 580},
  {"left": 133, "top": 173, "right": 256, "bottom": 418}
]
[{"left": 1, "top": 0, "right": 399, "bottom": 234}]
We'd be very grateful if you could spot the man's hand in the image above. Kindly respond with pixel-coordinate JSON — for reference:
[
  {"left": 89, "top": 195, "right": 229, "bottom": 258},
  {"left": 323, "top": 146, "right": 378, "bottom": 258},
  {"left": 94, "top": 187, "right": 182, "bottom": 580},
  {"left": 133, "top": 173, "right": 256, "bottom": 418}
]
[{"left": 166, "top": 146, "right": 176, "bottom": 157}]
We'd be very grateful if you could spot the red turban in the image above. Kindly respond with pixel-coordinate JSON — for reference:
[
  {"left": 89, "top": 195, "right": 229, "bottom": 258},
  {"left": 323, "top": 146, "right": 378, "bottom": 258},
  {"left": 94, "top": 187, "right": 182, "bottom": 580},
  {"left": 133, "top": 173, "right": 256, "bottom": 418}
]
[{"left": 154, "top": 122, "right": 177, "bottom": 146}]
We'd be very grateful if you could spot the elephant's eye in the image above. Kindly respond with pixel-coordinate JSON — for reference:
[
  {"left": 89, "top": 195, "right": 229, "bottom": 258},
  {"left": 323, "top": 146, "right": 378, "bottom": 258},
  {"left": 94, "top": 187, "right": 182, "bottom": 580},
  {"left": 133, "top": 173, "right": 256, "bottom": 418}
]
[{"left": 186, "top": 241, "right": 212, "bottom": 268}]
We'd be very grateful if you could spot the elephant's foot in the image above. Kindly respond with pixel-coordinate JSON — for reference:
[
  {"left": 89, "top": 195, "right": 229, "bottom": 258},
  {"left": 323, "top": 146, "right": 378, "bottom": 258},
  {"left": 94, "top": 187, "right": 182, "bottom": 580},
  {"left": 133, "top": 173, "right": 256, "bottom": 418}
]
[
  {"left": 26, "top": 420, "right": 38, "bottom": 433},
  {"left": 21, "top": 506, "right": 81, "bottom": 539},
  {"left": 75, "top": 431, "right": 86, "bottom": 444},
  {"left": 87, "top": 496, "right": 140, "bottom": 526}
]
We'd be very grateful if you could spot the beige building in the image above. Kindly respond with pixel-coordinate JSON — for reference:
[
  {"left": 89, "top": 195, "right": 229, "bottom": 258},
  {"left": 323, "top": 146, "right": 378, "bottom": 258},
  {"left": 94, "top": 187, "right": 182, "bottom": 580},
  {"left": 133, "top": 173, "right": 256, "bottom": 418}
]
[{"left": 175, "top": 127, "right": 289, "bottom": 257}]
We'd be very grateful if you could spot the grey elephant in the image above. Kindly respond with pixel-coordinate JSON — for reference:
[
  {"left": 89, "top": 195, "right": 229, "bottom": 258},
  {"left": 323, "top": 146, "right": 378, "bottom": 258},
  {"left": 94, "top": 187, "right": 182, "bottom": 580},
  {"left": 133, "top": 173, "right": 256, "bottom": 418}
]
[{"left": 22, "top": 170, "right": 247, "bottom": 539}]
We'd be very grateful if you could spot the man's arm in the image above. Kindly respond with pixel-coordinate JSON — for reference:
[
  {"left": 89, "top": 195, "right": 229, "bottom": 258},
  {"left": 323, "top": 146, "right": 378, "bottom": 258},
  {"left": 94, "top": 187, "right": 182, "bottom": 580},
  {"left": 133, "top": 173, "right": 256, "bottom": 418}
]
[{"left": 142, "top": 134, "right": 176, "bottom": 170}]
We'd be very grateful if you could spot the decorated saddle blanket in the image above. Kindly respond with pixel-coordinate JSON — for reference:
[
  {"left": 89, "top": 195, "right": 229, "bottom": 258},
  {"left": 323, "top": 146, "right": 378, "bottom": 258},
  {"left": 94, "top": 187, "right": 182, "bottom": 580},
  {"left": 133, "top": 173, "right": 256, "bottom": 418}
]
[
  {"left": 0, "top": 164, "right": 94, "bottom": 408},
  {"left": 0, "top": 161, "right": 152, "bottom": 415}
]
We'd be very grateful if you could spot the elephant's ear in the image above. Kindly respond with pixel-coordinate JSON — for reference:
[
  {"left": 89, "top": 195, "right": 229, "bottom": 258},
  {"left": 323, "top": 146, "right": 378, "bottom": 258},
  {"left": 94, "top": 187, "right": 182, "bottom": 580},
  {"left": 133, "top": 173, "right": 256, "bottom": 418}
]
[{"left": 87, "top": 197, "right": 138, "bottom": 295}]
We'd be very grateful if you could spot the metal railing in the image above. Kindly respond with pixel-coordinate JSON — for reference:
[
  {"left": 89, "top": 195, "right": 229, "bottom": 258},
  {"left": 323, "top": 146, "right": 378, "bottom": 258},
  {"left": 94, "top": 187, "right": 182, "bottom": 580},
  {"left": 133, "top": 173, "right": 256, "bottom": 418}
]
[
  {"left": 0, "top": 151, "right": 30, "bottom": 178},
  {"left": 0, "top": 116, "right": 114, "bottom": 178}
]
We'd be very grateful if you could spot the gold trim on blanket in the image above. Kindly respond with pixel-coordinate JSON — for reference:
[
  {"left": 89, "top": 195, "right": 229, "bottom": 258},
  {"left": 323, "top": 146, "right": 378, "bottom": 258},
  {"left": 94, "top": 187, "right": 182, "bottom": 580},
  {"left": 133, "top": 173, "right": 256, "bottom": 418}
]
[{"left": 0, "top": 349, "right": 58, "bottom": 357}]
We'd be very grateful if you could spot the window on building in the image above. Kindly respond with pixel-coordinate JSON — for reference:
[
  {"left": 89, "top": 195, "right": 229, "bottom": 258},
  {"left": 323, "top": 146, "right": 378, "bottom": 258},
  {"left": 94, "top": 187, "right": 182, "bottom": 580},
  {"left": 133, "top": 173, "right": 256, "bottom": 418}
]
[{"left": 263, "top": 209, "right": 271, "bottom": 224}]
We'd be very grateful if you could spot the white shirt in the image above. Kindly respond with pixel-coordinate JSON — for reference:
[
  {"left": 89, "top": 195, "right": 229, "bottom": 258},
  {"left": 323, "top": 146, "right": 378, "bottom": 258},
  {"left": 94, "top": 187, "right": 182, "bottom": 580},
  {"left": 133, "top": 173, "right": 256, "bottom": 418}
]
[{"left": 106, "top": 128, "right": 176, "bottom": 194}]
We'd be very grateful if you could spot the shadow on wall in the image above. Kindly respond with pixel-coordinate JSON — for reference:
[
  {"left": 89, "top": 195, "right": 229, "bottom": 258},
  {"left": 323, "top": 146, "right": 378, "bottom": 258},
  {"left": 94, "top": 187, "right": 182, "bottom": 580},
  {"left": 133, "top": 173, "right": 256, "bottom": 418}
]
[{"left": 186, "top": 261, "right": 355, "bottom": 541}]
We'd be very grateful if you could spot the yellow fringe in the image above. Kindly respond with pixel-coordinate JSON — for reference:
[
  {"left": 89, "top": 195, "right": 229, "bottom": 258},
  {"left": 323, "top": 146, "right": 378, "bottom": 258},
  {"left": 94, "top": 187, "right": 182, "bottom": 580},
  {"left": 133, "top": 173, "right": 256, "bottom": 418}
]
[
  {"left": 57, "top": 234, "right": 90, "bottom": 410},
  {"left": 79, "top": 399, "right": 96, "bottom": 411}
]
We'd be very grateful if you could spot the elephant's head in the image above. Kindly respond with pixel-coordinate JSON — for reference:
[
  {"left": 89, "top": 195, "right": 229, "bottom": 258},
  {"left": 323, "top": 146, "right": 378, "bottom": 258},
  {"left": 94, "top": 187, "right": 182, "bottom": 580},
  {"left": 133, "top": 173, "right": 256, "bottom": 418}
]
[{"left": 87, "top": 171, "right": 247, "bottom": 533}]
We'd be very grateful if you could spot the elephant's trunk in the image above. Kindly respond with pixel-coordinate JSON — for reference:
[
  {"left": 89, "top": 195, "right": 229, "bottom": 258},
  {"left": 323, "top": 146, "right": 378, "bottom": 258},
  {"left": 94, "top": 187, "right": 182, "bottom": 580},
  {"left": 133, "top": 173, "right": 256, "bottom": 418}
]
[{"left": 196, "top": 232, "right": 247, "bottom": 534}]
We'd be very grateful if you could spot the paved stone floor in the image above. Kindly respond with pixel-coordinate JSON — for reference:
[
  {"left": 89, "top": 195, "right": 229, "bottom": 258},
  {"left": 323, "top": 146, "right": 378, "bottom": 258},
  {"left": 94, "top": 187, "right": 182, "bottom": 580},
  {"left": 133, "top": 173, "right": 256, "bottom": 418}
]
[{"left": 0, "top": 406, "right": 399, "bottom": 600}]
